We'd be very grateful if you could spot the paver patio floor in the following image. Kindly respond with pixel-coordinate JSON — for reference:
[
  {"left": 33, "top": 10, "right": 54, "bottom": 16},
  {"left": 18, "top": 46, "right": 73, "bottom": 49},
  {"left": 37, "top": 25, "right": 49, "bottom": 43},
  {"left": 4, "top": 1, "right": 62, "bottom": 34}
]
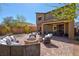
[
  {"left": 6, "top": 34, "right": 79, "bottom": 56},
  {"left": 40, "top": 36, "right": 79, "bottom": 56}
]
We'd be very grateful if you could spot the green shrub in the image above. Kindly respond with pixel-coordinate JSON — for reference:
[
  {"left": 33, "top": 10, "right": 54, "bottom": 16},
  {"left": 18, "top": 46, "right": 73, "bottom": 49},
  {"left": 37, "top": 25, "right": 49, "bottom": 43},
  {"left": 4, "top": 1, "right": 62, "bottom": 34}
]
[{"left": 24, "top": 26, "right": 30, "bottom": 34}]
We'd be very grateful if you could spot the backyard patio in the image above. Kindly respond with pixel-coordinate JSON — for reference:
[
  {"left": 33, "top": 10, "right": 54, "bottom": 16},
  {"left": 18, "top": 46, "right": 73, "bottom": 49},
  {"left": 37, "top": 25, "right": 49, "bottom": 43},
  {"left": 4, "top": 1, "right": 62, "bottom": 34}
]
[
  {"left": 1, "top": 34, "right": 78, "bottom": 56},
  {"left": 41, "top": 36, "right": 79, "bottom": 56}
]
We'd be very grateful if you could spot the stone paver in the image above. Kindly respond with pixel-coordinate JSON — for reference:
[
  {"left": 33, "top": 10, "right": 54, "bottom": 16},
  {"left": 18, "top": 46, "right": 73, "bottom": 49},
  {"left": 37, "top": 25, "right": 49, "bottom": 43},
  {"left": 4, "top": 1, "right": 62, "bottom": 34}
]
[
  {"left": 1, "top": 34, "right": 79, "bottom": 56},
  {"left": 41, "top": 36, "right": 79, "bottom": 56}
]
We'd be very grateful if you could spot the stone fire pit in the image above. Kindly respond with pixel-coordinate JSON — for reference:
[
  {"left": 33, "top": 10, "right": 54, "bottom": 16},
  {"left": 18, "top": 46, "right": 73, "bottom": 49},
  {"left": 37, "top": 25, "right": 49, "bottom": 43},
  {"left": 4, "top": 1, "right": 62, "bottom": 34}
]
[
  {"left": 24, "top": 33, "right": 40, "bottom": 45},
  {"left": 24, "top": 39, "right": 39, "bottom": 45}
]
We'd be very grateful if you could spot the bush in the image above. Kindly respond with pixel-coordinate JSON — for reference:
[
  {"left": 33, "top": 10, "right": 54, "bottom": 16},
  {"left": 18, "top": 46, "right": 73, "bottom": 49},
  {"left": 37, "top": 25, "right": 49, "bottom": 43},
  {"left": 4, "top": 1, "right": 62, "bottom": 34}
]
[
  {"left": 24, "top": 25, "right": 31, "bottom": 34},
  {"left": 29, "top": 25, "right": 36, "bottom": 33},
  {"left": 0, "top": 25, "right": 11, "bottom": 35}
]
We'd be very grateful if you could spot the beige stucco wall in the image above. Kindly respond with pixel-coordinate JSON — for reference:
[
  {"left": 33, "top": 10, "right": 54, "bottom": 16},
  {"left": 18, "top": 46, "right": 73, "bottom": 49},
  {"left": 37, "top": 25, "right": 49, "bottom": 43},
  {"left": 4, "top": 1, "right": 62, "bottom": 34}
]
[
  {"left": 68, "top": 20, "right": 74, "bottom": 40},
  {"left": 43, "top": 24, "right": 53, "bottom": 33}
]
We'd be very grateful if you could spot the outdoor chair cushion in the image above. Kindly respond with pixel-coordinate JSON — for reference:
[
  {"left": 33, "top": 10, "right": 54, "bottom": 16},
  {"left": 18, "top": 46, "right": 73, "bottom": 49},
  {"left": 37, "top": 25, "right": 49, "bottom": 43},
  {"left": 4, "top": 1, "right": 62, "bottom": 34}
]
[
  {"left": 2, "top": 37, "right": 7, "bottom": 42},
  {"left": 0, "top": 36, "right": 19, "bottom": 45},
  {"left": 43, "top": 34, "right": 53, "bottom": 41},
  {"left": 4, "top": 36, "right": 12, "bottom": 42},
  {"left": 10, "top": 36, "right": 16, "bottom": 42},
  {"left": 43, "top": 36, "right": 51, "bottom": 44},
  {"left": 29, "top": 33, "right": 36, "bottom": 37},
  {"left": 27, "top": 35, "right": 36, "bottom": 40},
  {"left": 11, "top": 42, "right": 20, "bottom": 45},
  {"left": 45, "top": 34, "right": 52, "bottom": 38},
  {"left": 3, "top": 36, "right": 12, "bottom": 45},
  {"left": 0, "top": 39, "right": 7, "bottom": 45},
  {"left": 6, "top": 39, "right": 12, "bottom": 45},
  {"left": 32, "top": 32, "right": 37, "bottom": 35}
]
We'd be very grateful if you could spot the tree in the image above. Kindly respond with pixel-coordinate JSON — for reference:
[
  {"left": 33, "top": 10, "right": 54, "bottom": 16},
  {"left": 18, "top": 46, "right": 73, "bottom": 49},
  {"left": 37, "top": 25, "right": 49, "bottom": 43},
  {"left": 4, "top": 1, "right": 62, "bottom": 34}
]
[
  {"left": 16, "top": 15, "right": 26, "bottom": 23},
  {"left": 3, "top": 16, "right": 14, "bottom": 26},
  {"left": 52, "top": 3, "right": 76, "bottom": 20},
  {"left": 2, "top": 15, "right": 27, "bottom": 27},
  {"left": 24, "top": 25, "right": 30, "bottom": 33},
  {"left": 45, "top": 3, "right": 76, "bottom": 20},
  {"left": 0, "top": 15, "right": 35, "bottom": 34},
  {"left": 76, "top": 4, "right": 79, "bottom": 19}
]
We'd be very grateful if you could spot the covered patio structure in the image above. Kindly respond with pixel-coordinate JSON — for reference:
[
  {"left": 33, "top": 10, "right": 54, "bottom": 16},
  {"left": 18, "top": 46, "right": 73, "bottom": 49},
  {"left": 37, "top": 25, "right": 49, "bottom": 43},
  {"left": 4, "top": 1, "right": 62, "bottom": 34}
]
[{"left": 41, "top": 20, "right": 74, "bottom": 40}]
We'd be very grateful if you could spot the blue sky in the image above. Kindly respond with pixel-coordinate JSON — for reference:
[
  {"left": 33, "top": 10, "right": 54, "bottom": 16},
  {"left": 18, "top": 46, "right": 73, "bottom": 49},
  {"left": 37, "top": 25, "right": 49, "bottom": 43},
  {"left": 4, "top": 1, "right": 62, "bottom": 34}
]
[{"left": 0, "top": 3, "right": 78, "bottom": 24}]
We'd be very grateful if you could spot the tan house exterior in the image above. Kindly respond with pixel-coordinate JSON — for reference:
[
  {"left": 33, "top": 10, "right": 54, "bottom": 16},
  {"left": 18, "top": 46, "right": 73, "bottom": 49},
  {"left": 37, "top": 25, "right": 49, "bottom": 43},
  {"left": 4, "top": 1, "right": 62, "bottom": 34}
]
[{"left": 36, "top": 4, "right": 76, "bottom": 40}]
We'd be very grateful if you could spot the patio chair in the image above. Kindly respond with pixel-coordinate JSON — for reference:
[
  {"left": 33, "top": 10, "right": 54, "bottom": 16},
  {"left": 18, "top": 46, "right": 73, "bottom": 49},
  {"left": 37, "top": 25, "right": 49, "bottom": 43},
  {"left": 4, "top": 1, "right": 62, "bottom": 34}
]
[
  {"left": 27, "top": 35, "right": 36, "bottom": 40},
  {"left": 0, "top": 39, "right": 7, "bottom": 45},
  {"left": 43, "top": 34, "right": 53, "bottom": 44},
  {"left": 10, "top": 36, "right": 17, "bottom": 42},
  {"left": 3, "top": 36, "right": 19, "bottom": 45},
  {"left": 6, "top": 39, "right": 12, "bottom": 45},
  {"left": 3, "top": 36, "right": 12, "bottom": 45},
  {"left": 9, "top": 35, "right": 19, "bottom": 44},
  {"left": 30, "top": 32, "right": 37, "bottom": 38}
]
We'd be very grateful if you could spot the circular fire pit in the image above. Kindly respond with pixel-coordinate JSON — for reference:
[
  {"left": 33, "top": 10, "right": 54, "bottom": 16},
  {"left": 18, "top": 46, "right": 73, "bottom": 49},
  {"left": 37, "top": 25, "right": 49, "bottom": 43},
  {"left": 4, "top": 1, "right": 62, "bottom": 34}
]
[{"left": 24, "top": 39, "right": 39, "bottom": 45}]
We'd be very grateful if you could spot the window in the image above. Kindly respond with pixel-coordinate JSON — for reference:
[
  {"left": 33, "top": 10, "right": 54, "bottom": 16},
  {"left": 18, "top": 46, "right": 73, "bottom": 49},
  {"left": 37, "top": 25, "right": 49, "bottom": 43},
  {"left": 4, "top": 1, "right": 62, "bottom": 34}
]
[
  {"left": 54, "top": 27, "right": 57, "bottom": 30},
  {"left": 38, "top": 17, "right": 42, "bottom": 21},
  {"left": 45, "top": 13, "right": 54, "bottom": 20}
]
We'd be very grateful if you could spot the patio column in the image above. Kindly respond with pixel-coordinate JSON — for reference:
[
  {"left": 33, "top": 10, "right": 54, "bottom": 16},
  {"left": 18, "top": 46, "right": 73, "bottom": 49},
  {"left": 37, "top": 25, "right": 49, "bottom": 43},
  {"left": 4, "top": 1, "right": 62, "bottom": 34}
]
[
  {"left": 41, "top": 24, "right": 44, "bottom": 35},
  {"left": 68, "top": 21, "right": 74, "bottom": 40},
  {"left": 64, "top": 23, "right": 68, "bottom": 35}
]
